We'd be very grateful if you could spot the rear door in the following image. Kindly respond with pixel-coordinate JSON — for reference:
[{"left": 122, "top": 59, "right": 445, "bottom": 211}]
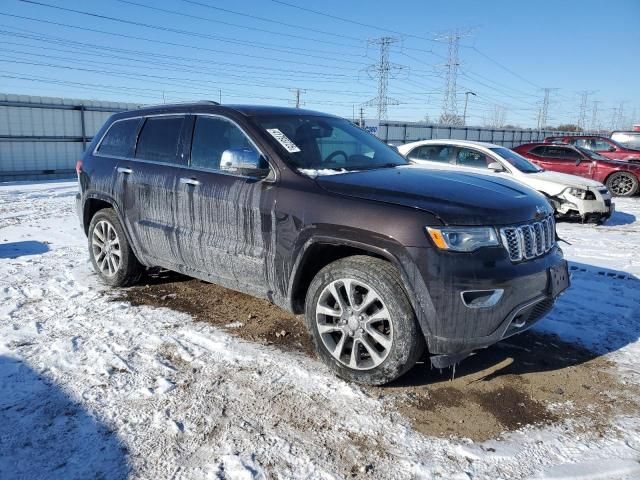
[
  {"left": 175, "top": 114, "right": 277, "bottom": 296},
  {"left": 405, "top": 144, "right": 455, "bottom": 168},
  {"left": 117, "top": 115, "right": 188, "bottom": 268}
]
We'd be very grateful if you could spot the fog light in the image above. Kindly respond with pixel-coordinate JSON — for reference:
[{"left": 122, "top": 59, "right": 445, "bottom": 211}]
[{"left": 460, "top": 289, "right": 504, "bottom": 308}]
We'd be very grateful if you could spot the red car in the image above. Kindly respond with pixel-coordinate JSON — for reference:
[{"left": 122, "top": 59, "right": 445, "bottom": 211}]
[
  {"left": 514, "top": 143, "right": 640, "bottom": 197},
  {"left": 544, "top": 135, "right": 640, "bottom": 163}
]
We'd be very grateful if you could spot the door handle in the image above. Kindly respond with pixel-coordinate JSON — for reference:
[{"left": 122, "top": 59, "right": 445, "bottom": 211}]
[
  {"left": 117, "top": 167, "right": 133, "bottom": 174},
  {"left": 180, "top": 177, "right": 200, "bottom": 186}
]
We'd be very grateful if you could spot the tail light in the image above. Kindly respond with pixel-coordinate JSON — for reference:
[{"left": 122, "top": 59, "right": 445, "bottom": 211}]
[{"left": 75, "top": 160, "right": 83, "bottom": 175}]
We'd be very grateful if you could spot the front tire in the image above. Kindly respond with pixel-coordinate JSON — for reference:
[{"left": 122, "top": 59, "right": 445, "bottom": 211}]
[
  {"left": 304, "top": 255, "right": 424, "bottom": 385},
  {"left": 88, "top": 208, "right": 142, "bottom": 287},
  {"left": 606, "top": 172, "right": 639, "bottom": 197}
]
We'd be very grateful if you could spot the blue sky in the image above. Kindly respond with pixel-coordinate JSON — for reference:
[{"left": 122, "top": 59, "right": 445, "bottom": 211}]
[{"left": 1, "top": 0, "right": 638, "bottom": 128}]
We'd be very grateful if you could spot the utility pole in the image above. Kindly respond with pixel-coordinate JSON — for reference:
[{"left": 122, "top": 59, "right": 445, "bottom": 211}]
[
  {"left": 359, "top": 107, "right": 365, "bottom": 127},
  {"left": 289, "top": 88, "right": 305, "bottom": 108},
  {"left": 437, "top": 29, "right": 471, "bottom": 125},
  {"left": 463, "top": 91, "right": 476, "bottom": 126},
  {"left": 610, "top": 107, "right": 619, "bottom": 131},
  {"left": 617, "top": 101, "right": 625, "bottom": 129},
  {"left": 537, "top": 88, "right": 558, "bottom": 131},
  {"left": 590, "top": 100, "right": 601, "bottom": 132},
  {"left": 577, "top": 90, "right": 596, "bottom": 131},
  {"left": 363, "top": 36, "right": 404, "bottom": 121}
]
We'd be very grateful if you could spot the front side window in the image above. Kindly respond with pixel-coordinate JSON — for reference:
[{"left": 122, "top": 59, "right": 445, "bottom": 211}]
[
  {"left": 253, "top": 115, "right": 407, "bottom": 171},
  {"left": 576, "top": 146, "right": 608, "bottom": 160},
  {"left": 190, "top": 116, "right": 262, "bottom": 174},
  {"left": 456, "top": 147, "right": 490, "bottom": 168},
  {"left": 97, "top": 118, "right": 140, "bottom": 157},
  {"left": 135, "top": 116, "right": 185, "bottom": 164},
  {"left": 408, "top": 145, "right": 452, "bottom": 163}
]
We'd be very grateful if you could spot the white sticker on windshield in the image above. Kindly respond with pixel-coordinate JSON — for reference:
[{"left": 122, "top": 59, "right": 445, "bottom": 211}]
[{"left": 267, "top": 128, "right": 301, "bottom": 153}]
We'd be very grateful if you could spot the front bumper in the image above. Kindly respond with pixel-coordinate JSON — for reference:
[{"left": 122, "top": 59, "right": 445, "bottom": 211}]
[
  {"left": 556, "top": 187, "right": 614, "bottom": 219},
  {"left": 403, "top": 245, "right": 569, "bottom": 359}
]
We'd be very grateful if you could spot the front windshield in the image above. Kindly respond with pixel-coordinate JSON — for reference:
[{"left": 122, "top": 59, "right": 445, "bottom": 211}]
[
  {"left": 489, "top": 147, "right": 542, "bottom": 173},
  {"left": 576, "top": 146, "right": 608, "bottom": 160},
  {"left": 253, "top": 115, "right": 408, "bottom": 171}
]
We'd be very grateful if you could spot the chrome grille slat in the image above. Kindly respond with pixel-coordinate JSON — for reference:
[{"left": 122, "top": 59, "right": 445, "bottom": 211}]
[{"left": 500, "top": 216, "right": 556, "bottom": 263}]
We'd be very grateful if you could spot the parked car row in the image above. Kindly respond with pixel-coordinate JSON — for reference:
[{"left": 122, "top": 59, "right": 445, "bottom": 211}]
[
  {"left": 397, "top": 139, "right": 614, "bottom": 223},
  {"left": 77, "top": 103, "right": 571, "bottom": 385}
]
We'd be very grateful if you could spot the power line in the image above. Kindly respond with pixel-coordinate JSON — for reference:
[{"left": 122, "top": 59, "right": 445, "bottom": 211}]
[
  {"left": 270, "top": 0, "right": 443, "bottom": 43},
  {"left": 114, "top": 0, "right": 364, "bottom": 50},
  {"left": 16, "top": 0, "right": 370, "bottom": 66},
  {"left": 0, "top": 13, "right": 367, "bottom": 70},
  {"left": 178, "top": 0, "right": 362, "bottom": 42}
]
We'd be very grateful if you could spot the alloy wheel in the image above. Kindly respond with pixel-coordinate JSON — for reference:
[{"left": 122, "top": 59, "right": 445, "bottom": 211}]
[
  {"left": 315, "top": 278, "right": 393, "bottom": 370},
  {"left": 609, "top": 173, "right": 635, "bottom": 196},
  {"left": 91, "top": 220, "right": 122, "bottom": 277}
]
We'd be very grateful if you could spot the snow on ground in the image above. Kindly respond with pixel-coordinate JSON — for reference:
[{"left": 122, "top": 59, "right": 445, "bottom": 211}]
[{"left": 0, "top": 180, "right": 639, "bottom": 479}]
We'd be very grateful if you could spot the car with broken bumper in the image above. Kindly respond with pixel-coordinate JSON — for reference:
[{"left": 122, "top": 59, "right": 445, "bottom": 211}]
[
  {"left": 76, "top": 103, "right": 570, "bottom": 385},
  {"left": 398, "top": 139, "right": 614, "bottom": 223}
]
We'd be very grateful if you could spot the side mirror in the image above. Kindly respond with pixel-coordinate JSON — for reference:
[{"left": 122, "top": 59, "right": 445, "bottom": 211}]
[
  {"left": 609, "top": 146, "right": 616, "bottom": 152},
  {"left": 487, "top": 161, "right": 505, "bottom": 172},
  {"left": 220, "top": 148, "right": 269, "bottom": 177},
  {"left": 575, "top": 159, "right": 581, "bottom": 166}
]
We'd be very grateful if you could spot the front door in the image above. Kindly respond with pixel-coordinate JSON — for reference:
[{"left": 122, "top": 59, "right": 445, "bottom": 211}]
[{"left": 175, "top": 114, "right": 277, "bottom": 297}]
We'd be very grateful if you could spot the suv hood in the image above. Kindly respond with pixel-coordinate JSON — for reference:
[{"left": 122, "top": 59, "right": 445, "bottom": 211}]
[{"left": 315, "top": 165, "right": 551, "bottom": 226}]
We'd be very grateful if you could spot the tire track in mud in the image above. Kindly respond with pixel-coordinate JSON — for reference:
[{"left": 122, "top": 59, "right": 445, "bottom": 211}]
[{"left": 118, "top": 269, "right": 640, "bottom": 442}]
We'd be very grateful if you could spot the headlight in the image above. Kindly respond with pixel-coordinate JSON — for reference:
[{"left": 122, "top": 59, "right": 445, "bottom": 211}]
[
  {"left": 426, "top": 226, "right": 499, "bottom": 252},
  {"left": 566, "top": 187, "right": 587, "bottom": 199},
  {"left": 565, "top": 187, "right": 595, "bottom": 200}
]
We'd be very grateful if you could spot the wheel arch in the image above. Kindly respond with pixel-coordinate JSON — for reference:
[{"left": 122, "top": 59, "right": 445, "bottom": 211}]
[{"left": 82, "top": 193, "right": 147, "bottom": 265}]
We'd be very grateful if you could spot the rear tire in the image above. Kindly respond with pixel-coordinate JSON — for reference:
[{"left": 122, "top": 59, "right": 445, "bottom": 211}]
[
  {"left": 605, "top": 172, "right": 639, "bottom": 197},
  {"left": 304, "top": 255, "right": 424, "bottom": 385},
  {"left": 88, "top": 208, "right": 142, "bottom": 287}
]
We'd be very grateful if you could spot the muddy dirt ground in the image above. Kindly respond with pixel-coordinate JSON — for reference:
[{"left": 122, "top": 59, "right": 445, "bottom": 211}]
[{"left": 118, "top": 269, "right": 639, "bottom": 442}]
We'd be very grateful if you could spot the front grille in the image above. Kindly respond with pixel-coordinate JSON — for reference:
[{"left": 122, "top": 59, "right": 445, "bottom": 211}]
[
  {"left": 506, "top": 297, "right": 555, "bottom": 335},
  {"left": 500, "top": 216, "right": 556, "bottom": 262}
]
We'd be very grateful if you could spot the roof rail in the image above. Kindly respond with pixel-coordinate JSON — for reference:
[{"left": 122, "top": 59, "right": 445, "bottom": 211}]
[{"left": 137, "top": 100, "right": 221, "bottom": 109}]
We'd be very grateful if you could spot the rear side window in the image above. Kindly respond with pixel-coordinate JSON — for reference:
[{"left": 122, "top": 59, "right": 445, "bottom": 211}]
[
  {"left": 135, "top": 116, "right": 185, "bottom": 163},
  {"left": 530, "top": 146, "right": 547, "bottom": 156},
  {"left": 407, "top": 145, "right": 451, "bottom": 163},
  {"left": 97, "top": 118, "right": 140, "bottom": 157}
]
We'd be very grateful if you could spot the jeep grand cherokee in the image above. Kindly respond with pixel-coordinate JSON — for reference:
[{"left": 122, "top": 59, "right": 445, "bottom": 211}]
[{"left": 76, "top": 102, "right": 570, "bottom": 385}]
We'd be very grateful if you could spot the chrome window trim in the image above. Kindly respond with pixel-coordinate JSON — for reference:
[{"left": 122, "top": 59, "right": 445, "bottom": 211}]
[{"left": 93, "top": 112, "right": 277, "bottom": 181}]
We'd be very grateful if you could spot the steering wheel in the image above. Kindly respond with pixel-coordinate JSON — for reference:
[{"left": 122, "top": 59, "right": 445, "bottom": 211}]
[{"left": 325, "top": 150, "right": 349, "bottom": 164}]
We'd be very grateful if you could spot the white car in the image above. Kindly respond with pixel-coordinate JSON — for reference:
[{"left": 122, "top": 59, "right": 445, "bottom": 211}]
[{"left": 397, "top": 139, "right": 614, "bottom": 223}]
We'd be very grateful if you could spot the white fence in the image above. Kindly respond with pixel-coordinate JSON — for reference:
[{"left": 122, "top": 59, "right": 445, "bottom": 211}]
[
  {"left": 0, "top": 93, "right": 583, "bottom": 181},
  {"left": 0, "top": 94, "right": 140, "bottom": 181},
  {"left": 380, "top": 122, "right": 581, "bottom": 148}
]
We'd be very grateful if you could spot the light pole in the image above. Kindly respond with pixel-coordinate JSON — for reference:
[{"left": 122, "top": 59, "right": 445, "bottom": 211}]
[{"left": 463, "top": 91, "right": 476, "bottom": 125}]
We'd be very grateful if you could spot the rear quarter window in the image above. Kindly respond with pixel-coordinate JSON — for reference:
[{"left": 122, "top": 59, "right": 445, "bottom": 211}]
[{"left": 96, "top": 118, "right": 140, "bottom": 157}]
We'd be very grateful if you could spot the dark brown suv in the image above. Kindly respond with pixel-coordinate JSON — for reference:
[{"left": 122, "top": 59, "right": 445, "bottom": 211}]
[{"left": 76, "top": 102, "right": 569, "bottom": 385}]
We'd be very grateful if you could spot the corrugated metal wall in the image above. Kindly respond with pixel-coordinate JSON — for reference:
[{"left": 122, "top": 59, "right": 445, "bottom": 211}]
[
  {"left": 380, "top": 122, "right": 581, "bottom": 147},
  {"left": 0, "top": 93, "right": 141, "bottom": 181},
  {"left": 0, "top": 92, "right": 583, "bottom": 182}
]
